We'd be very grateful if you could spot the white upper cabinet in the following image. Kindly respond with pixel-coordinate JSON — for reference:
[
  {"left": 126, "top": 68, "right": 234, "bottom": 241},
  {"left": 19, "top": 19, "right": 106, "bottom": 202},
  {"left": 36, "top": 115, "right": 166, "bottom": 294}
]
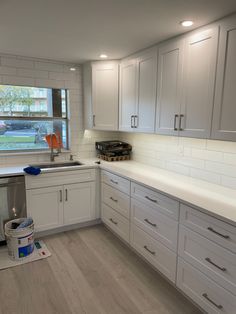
[
  {"left": 212, "top": 16, "right": 236, "bottom": 141},
  {"left": 155, "top": 27, "right": 218, "bottom": 138},
  {"left": 83, "top": 61, "right": 119, "bottom": 131},
  {"left": 156, "top": 39, "right": 184, "bottom": 135},
  {"left": 119, "top": 47, "right": 157, "bottom": 132},
  {"left": 119, "top": 59, "right": 138, "bottom": 131},
  {"left": 136, "top": 48, "right": 157, "bottom": 133},
  {"left": 180, "top": 27, "right": 218, "bottom": 138}
]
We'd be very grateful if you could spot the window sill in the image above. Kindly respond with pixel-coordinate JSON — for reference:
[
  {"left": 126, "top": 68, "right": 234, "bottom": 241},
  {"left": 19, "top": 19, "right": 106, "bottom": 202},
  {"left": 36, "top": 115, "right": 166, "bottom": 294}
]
[{"left": 0, "top": 149, "right": 71, "bottom": 157}]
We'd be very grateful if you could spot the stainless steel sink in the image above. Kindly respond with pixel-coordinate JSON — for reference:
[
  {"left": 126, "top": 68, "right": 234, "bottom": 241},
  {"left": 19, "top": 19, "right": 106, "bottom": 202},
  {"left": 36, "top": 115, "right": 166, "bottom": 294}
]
[{"left": 30, "top": 161, "right": 83, "bottom": 169}]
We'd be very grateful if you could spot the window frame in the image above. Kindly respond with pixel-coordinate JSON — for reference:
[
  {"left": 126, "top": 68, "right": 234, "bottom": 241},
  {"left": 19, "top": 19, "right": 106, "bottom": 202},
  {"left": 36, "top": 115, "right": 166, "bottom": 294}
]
[{"left": 0, "top": 87, "right": 69, "bottom": 153}]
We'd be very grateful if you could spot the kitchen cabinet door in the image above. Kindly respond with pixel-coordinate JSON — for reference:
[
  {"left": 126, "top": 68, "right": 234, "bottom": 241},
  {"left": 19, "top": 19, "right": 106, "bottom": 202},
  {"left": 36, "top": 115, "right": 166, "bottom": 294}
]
[
  {"left": 26, "top": 186, "right": 64, "bottom": 232},
  {"left": 63, "top": 182, "right": 95, "bottom": 225},
  {"left": 92, "top": 61, "right": 119, "bottom": 130},
  {"left": 155, "top": 39, "right": 184, "bottom": 135},
  {"left": 180, "top": 27, "right": 218, "bottom": 138},
  {"left": 136, "top": 48, "right": 157, "bottom": 133},
  {"left": 119, "top": 59, "right": 138, "bottom": 131},
  {"left": 212, "top": 17, "right": 236, "bottom": 141}
]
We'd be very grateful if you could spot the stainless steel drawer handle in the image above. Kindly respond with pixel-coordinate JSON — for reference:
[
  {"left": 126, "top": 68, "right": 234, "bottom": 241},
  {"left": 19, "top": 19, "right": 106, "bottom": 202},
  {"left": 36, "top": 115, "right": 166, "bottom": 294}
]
[
  {"left": 110, "top": 179, "right": 118, "bottom": 185},
  {"left": 205, "top": 257, "right": 227, "bottom": 272},
  {"left": 145, "top": 196, "right": 158, "bottom": 203},
  {"left": 144, "top": 245, "right": 155, "bottom": 255},
  {"left": 207, "top": 227, "right": 230, "bottom": 239},
  {"left": 109, "top": 218, "right": 118, "bottom": 225},
  {"left": 202, "top": 293, "right": 223, "bottom": 310},
  {"left": 110, "top": 197, "right": 118, "bottom": 202},
  {"left": 59, "top": 190, "right": 63, "bottom": 202},
  {"left": 144, "top": 218, "right": 157, "bottom": 227}
]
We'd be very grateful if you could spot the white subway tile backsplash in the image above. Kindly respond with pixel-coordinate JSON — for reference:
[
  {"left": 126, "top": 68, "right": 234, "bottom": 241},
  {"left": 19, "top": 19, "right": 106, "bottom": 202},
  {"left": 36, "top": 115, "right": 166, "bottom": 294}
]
[
  {"left": 190, "top": 168, "right": 221, "bottom": 185},
  {"left": 1, "top": 56, "right": 34, "bottom": 69}
]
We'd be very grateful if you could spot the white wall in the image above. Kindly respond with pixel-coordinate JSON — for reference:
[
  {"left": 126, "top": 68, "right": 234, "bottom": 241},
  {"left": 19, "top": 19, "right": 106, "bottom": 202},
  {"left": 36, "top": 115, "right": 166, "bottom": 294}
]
[
  {"left": 119, "top": 132, "right": 236, "bottom": 189},
  {"left": 0, "top": 54, "right": 118, "bottom": 166}
]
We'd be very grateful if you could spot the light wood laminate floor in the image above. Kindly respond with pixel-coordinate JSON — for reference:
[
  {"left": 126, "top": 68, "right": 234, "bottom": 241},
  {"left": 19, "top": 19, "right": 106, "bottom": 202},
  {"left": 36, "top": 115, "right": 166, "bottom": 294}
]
[{"left": 0, "top": 225, "right": 203, "bottom": 314}]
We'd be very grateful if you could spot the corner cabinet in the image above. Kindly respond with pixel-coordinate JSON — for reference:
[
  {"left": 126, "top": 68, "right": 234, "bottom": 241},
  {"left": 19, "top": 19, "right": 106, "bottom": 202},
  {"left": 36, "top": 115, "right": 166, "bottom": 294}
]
[
  {"left": 211, "top": 16, "right": 236, "bottom": 141},
  {"left": 83, "top": 61, "right": 119, "bottom": 131},
  {"left": 119, "top": 47, "right": 157, "bottom": 133},
  {"left": 26, "top": 169, "right": 96, "bottom": 232}
]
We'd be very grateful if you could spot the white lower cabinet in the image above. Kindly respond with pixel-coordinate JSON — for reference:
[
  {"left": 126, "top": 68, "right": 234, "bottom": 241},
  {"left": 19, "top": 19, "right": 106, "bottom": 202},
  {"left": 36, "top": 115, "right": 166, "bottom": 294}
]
[
  {"left": 63, "top": 182, "right": 95, "bottom": 225},
  {"left": 130, "top": 224, "right": 177, "bottom": 282},
  {"left": 27, "top": 185, "right": 64, "bottom": 232},
  {"left": 101, "top": 170, "right": 236, "bottom": 313},
  {"left": 177, "top": 258, "right": 236, "bottom": 314},
  {"left": 26, "top": 169, "right": 96, "bottom": 232},
  {"left": 102, "top": 203, "right": 130, "bottom": 243}
]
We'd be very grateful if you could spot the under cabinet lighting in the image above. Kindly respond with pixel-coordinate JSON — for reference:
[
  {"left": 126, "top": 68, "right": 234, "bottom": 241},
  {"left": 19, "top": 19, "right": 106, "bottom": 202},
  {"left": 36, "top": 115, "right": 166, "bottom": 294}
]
[
  {"left": 181, "top": 20, "right": 193, "bottom": 27},
  {"left": 70, "top": 67, "right": 76, "bottom": 71}
]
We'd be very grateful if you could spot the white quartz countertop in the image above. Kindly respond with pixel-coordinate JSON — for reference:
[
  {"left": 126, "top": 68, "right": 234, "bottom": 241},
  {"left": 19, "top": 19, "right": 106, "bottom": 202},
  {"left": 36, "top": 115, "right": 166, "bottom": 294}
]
[
  {"left": 0, "top": 159, "right": 236, "bottom": 225},
  {"left": 99, "top": 161, "right": 236, "bottom": 225}
]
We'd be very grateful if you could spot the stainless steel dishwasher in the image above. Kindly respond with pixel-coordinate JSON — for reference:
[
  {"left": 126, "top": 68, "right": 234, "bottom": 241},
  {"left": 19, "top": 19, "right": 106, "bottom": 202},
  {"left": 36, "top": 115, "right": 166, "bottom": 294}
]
[{"left": 0, "top": 176, "right": 26, "bottom": 244}]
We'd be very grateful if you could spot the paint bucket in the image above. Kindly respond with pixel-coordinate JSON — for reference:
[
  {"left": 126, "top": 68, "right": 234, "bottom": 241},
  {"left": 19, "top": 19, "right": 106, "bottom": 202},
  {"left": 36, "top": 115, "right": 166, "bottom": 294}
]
[{"left": 5, "top": 218, "right": 34, "bottom": 261}]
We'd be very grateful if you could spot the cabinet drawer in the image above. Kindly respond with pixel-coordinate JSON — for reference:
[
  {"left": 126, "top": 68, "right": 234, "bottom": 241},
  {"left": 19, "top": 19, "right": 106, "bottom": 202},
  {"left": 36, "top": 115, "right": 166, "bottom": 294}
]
[
  {"left": 102, "top": 183, "right": 130, "bottom": 218},
  {"left": 101, "top": 170, "right": 130, "bottom": 195},
  {"left": 131, "top": 182, "right": 179, "bottom": 220},
  {"left": 131, "top": 199, "right": 178, "bottom": 251},
  {"left": 177, "top": 258, "right": 236, "bottom": 314},
  {"left": 130, "top": 225, "right": 177, "bottom": 283},
  {"left": 26, "top": 168, "right": 96, "bottom": 189},
  {"left": 179, "top": 225, "right": 236, "bottom": 295},
  {"left": 101, "top": 203, "right": 129, "bottom": 243},
  {"left": 180, "top": 204, "right": 236, "bottom": 253}
]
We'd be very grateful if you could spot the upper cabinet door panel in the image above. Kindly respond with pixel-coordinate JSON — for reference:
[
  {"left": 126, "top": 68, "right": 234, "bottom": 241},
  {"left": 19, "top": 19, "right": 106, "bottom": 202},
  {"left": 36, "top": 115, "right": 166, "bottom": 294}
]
[
  {"left": 119, "top": 59, "right": 137, "bottom": 131},
  {"left": 212, "top": 17, "right": 236, "bottom": 141},
  {"left": 136, "top": 48, "right": 157, "bottom": 133},
  {"left": 92, "top": 62, "right": 119, "bottom": 130},
  {"left": 181, "top": 27, "right": 218, "bottom": 138},
  {"left": 155, "top": 39, "right": 184, "bottom": 135}
]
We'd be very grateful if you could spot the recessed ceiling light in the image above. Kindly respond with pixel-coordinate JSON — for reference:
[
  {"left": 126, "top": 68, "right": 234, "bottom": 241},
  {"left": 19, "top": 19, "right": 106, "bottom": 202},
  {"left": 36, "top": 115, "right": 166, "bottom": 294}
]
[
  {"left": 100, "top": 54, "right": 108, "bottom": 59},
  {"left": 181, "top": 20, "right": 193, "bottom": 27},
  {"left": 70, "top": 67, "right": 76, "bottom": 71}
]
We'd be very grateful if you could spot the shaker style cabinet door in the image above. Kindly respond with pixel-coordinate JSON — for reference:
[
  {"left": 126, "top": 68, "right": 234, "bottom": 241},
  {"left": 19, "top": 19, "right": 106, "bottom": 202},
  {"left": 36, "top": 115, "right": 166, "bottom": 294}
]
[
  {"left": 63, "top": 182, "right": 95, "bottom": 225},
  {"left": 212, "top": 17, "right": 236, "bottom": 141},
  {"left": 136, "top": 47, "right": 157, "bottom": 133},
  {"left": 92, "top": 62, "right": 119, "bottom": 130},
  {"left": 119, "top": 59, "right": 138, "bottom": 131},
  {"left": 26, "top": 186, "right": 64, "bottom": 232},
  {"left": 180, "top": 27, "right": 218, "bottom": 138},
  {"left": 155, "top": 39, "right": 184, "bottom": 135}
]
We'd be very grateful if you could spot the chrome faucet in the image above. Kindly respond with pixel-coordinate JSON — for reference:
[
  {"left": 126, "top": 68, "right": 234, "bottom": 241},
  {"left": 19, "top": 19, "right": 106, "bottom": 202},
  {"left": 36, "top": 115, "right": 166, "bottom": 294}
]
[{"left": 50, "top": 133, "right": 61, "bottom": 162}]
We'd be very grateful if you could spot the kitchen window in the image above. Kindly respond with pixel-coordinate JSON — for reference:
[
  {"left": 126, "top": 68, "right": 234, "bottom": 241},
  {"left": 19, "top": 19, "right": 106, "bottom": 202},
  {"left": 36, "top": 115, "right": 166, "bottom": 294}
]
[{"left": 0, "top": 85, "right": 69, "bottom": 151}]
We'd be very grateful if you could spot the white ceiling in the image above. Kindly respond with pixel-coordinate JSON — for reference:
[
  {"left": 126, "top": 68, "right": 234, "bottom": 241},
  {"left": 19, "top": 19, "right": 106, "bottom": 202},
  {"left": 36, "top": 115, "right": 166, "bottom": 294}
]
[{"left": 0, "top": 0, "right": 236, "bottom": 63}]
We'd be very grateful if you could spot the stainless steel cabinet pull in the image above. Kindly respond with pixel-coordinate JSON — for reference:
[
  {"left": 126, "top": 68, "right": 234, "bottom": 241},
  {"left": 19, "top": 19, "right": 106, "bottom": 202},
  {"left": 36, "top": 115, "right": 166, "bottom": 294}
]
[
  {"left": 131, "top": 115, "right": 134, "bottom": 128},
  {"left": 109, "top": 218, "right": 118, "bottom": 225},
  {"left": 59, "top": 190, "right": 62, "bottom": 202},
  {"left": 93, "top": 114, "right": 95, "bottom": 127},
  {"left": 110, "top": 179, "right": 118, "bottom": 185},
  {"left": 134, "top": 115, "right": 138, "bottom": 128},
  {"left": 144, "top": 245, "right": 155, "bottom": 255},
  {"left": 179, "top": 114, "right": 184, "bottom": 131},
  {"left": 65, "top": 189, "right": 68, "bottom": 201},
  {"left": 205, "top": 257, "right": 226, "bottom": 272},
  {"left": 144, "top": 218, "right": 157, "bottom": 227},
  {"left": 174, "top": 114, "right": 178, "bottom": 131},
  {"left": 145, "top": 195, "right": 158, "bottom": 203},
  {"left": 207, "top": 227, "right": 230, "bottom": 239},
  {"left": 202, "top": 293, "right": 223, "bottom": 310},
  {"left": 110, "top": 197, "right": 118, "bottom": 202}
]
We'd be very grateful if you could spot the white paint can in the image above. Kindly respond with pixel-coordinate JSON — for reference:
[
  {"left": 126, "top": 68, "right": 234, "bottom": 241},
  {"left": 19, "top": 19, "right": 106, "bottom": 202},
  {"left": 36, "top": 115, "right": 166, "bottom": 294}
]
[{"left": 5, "top": 218, "right": 34, "bottom": 261}]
